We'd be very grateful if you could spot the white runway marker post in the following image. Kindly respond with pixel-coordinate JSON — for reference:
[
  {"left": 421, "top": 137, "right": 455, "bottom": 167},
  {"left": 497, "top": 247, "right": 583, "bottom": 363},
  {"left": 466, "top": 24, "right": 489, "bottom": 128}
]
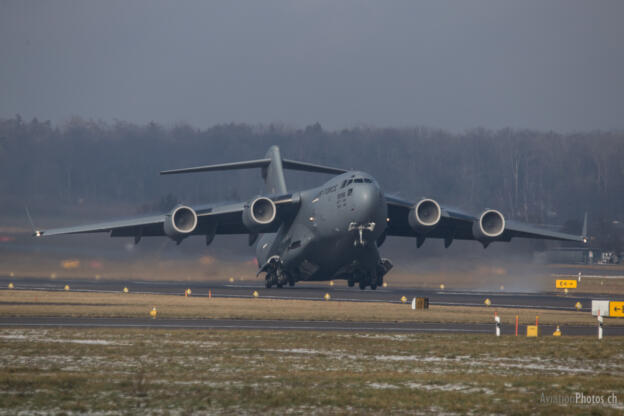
[
  {"left": 598, "top": 311, "right": 603, "bottom": 340},
  {"left": 494, "top": 312, "right": 501, "bottom": 337}
]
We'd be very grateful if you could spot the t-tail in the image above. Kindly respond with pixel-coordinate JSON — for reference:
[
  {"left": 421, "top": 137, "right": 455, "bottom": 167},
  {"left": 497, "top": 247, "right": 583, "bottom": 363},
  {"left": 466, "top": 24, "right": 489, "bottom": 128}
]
[{"left": 160, "top": 145, "right": 346, "bottom": 195}]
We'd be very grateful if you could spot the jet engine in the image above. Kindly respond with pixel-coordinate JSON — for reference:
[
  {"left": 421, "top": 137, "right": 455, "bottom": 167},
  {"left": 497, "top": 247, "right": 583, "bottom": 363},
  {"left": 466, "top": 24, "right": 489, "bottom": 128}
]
[
  {"left": 472, "top": 209, "right": 505, "bottom": 241},
  {"left": 408, "top": 198, "right": 442, "bottom": 232},
  {"left": 242, "top": 197, "right": 277, "bottom": 232},
  {"left": 164, "top": 205, "right": 198, "bottom": 241}
]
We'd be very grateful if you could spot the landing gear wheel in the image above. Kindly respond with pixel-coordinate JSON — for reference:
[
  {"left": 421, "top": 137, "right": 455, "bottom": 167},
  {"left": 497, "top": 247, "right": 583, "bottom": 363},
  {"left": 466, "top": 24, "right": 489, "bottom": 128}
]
[
  {"left": 265, "top": 279, "right": 272, "bottom": 289},
  {"left": 370, "top": 283, "right": 377, "bottom": 290},
  {"left": 277, "top": 283, "right": 283, "bottom": 288},
  {"left": 348, "top": 280, "right": 355, "bottom": 288},
  {"left": 359, "top": 281, "right": 366, "bottom": 290},
  {"left": 288, "top": 280, "right": 295, "bottom": 287}
]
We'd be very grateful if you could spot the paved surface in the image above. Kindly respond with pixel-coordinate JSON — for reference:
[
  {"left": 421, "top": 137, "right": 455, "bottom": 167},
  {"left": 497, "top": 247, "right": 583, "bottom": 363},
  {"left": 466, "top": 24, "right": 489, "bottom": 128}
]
[
  {"left": 1, "top": 316, "right": 622, "bottom": 336},
  {"left": 1, "top": 276, "right": 623, "bottom": 335},
  {"left": 1, "top": 275, "right": 622, "bottom": 312}
]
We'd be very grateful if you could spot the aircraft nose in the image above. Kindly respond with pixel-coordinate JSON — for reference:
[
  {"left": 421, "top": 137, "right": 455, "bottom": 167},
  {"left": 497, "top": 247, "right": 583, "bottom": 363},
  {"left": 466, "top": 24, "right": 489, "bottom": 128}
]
[{"left": 352, "top": 183, "right": 382, "bottom": 220}]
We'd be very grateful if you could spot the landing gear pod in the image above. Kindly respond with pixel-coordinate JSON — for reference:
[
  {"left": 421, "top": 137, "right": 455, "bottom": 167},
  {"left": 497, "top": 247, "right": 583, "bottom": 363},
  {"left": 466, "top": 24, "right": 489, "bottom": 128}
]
[
  {"left": 164, "top": 205, "right": 198, "bottom": 241},
  {"left": 242, "top": 197, "right": 277, "bottom": 232}
]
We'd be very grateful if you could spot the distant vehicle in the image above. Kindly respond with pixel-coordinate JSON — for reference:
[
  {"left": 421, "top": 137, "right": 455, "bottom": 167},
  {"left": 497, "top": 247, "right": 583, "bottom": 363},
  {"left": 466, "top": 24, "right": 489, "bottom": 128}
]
[{"left": 35, "top": 146, "right": 587, "bottom": 289}]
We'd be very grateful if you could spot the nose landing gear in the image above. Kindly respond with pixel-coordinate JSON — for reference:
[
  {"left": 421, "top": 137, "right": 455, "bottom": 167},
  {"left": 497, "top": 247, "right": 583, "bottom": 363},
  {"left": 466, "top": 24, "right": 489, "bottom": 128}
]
[{"left": 348, "top": 222, "right": 376, "bottom": 247}]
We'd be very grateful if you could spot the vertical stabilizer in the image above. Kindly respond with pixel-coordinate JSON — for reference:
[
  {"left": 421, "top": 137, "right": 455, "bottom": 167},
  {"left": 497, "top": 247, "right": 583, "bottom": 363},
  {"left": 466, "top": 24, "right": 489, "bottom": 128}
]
[{"left": 263, "top": 146, "right": 287, "bottom": 194}]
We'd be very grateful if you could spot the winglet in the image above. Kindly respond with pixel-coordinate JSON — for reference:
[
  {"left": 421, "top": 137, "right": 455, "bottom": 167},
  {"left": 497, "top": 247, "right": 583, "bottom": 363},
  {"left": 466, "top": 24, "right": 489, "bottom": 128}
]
[
  {"left": 581, "top": 212, "right": 588, "bottom": 244},
  {"left": 25, "top": 206, "right": 43, "bottom": 237}
]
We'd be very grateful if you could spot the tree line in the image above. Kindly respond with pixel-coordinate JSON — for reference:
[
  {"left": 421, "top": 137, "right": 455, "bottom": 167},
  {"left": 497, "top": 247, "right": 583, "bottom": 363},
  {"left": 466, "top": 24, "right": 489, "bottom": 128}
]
[{"left": 1, "top": 115, "right": 621, "bottom": 250}]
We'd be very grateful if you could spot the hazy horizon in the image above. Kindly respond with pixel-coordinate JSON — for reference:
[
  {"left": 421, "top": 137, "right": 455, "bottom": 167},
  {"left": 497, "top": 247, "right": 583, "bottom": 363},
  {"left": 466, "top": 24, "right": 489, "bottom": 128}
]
[{"left": 2, "top": 1, "right": 623, "bottom": 133}]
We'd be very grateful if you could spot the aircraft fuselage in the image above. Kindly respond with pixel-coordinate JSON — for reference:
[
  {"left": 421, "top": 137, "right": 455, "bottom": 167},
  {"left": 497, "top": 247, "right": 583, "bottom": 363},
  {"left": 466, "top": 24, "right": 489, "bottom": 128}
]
[{"left": 256, "top": 171, "right": 389, "bottom": 288}]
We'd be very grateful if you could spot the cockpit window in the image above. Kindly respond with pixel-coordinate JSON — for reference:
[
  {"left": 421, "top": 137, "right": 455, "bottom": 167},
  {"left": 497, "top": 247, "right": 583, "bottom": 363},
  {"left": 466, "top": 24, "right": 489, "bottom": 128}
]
[
  {"left": 354, "top": 178, "right": 364, "bottom": 183},
  {"left": 341, "top": 180, "right": 347, "bottom": 188},
  {"left": 364, "top": 178, "right": 372, "bottom": 183},
  {"left": 347, "top": 179, "right": 353, "bottom": 185}
]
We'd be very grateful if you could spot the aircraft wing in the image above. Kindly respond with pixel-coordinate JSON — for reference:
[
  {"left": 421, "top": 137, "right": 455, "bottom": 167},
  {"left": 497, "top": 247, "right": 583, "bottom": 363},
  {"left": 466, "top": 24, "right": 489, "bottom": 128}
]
[
  {"left": 35, "top": 194, "right": 300, "bottom": 238},
  {"left": 384, "top": 195, "right": 586, "bottom": 244},
  {"left": 35, "top": 214, "right": 165, "bottom": 237}
]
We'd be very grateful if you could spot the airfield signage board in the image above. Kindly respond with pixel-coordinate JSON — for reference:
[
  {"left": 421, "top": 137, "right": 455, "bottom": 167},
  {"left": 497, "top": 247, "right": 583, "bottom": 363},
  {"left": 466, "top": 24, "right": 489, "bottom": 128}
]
[
  {"left": 556, "top": 279, "right": 577, "bottom": 289},
  {"left": 592, "top": 300, "right": 610, "bottom": 317},
  {"left": 610, "top": 301, "right": 624, "bottom": 317}
]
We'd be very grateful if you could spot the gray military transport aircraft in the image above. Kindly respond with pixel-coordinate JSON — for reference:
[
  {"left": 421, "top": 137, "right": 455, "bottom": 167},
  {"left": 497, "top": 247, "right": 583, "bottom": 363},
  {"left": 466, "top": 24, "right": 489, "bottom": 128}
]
[{"left": 35, "top": 146, "right": 587, "bottom": 290}]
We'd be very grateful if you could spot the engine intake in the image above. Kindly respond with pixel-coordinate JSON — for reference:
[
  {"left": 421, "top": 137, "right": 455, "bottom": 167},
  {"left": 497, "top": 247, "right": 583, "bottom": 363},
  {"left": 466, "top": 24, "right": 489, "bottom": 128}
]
[
  {"left": 472, "top": 209, "right": 505, "bottom": 241},
  {"left": 164, "top": 205, "right": 198, "bottom": 240},
  {"left": 242, "top": 197, "right": 277, "bottom": 232},
  {"left": 408, "top": 198, "right": 441, "bottom": 232}
]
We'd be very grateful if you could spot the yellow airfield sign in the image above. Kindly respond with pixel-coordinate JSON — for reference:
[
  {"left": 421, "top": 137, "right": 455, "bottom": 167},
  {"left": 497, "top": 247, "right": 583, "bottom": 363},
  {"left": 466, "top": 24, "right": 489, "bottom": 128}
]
[
  {"left": 610, "top": 301, "right": 624, "bottom": 317},
  {"left": 556, "top": 279, "right": 577, "bottom": 289}
]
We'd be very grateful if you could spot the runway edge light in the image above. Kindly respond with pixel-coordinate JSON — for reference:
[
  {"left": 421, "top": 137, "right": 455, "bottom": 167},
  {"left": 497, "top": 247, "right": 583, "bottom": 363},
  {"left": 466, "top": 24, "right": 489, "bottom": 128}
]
[{"left": 553, "top": 325, "right": 562, "bottom": 336}]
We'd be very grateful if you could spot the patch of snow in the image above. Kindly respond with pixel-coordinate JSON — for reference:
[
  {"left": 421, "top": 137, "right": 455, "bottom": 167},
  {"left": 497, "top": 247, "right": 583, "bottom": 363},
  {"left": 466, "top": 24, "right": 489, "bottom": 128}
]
[
  {"left": 406, "top": 382, "right": 494, "bottom": 395},
  {"left": 368, "top": 382, "right": 399, "bottom": 389}
]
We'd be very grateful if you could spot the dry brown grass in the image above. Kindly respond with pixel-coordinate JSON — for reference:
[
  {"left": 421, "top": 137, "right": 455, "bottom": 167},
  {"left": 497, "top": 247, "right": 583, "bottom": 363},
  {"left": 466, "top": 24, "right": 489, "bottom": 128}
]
[
  {"left": 0, "top": 289, "right": 605, "bottom": 326},
  {"left": 0, "top": 327, "right": 622, "bottom": 415}
]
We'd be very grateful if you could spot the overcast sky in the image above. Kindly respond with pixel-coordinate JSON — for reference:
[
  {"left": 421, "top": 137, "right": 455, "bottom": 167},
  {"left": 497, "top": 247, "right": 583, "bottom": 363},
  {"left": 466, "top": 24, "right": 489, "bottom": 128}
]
[{"left": 1, "top": 1, "right": 623, "bottom": 132}]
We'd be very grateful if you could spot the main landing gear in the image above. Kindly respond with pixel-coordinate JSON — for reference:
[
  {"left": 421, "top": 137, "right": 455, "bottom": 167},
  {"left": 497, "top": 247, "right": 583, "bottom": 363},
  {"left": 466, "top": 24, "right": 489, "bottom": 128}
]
[
  {"left": 262, "top": 257, "right": 295, "bottom": 289},
  {"left": 347, "top": 271, "right": 381, "bottom": 290},
  {"left": 347, "top": 259, "right": 393, "bottom": 290}
]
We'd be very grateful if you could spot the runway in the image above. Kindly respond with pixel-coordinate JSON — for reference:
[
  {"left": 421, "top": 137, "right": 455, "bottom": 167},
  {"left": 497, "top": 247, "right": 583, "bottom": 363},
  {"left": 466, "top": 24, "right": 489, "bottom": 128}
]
[
  {"left": 2, "top": 316, "right": 623, "bottom": 336},
  {"left": 1, "top": 275, "right": 622, "bottom": 312},
  {"left": 2, "top": 276, "right": 624, "bottom": 335}
]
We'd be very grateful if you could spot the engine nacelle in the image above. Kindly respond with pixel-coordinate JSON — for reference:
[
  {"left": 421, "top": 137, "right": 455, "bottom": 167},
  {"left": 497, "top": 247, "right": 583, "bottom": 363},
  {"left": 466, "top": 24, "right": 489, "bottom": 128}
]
[
  {"left": 242, "top": 197, "right": 277, "bottom": 233},
  {"left": 408, "top": 198, "right": 442, "bottom": 232},
  {"left": 164, "top": 205, "right": 198, "bottom": 240},
  {"left": 472, "top": 209, "right": 505, "bottom": 241}
]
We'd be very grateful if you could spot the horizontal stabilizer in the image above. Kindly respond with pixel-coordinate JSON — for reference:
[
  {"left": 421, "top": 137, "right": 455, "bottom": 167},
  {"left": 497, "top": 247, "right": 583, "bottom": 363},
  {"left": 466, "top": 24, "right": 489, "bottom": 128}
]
[
  {"left": 160, "top": 158, "right": 346, "bottom": 175},
  {"left": 281, "top": 159, "right": 346, "bottom": 174},
  {"left": 160, "top": 159, "right": 271, "bottom": 175}
]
